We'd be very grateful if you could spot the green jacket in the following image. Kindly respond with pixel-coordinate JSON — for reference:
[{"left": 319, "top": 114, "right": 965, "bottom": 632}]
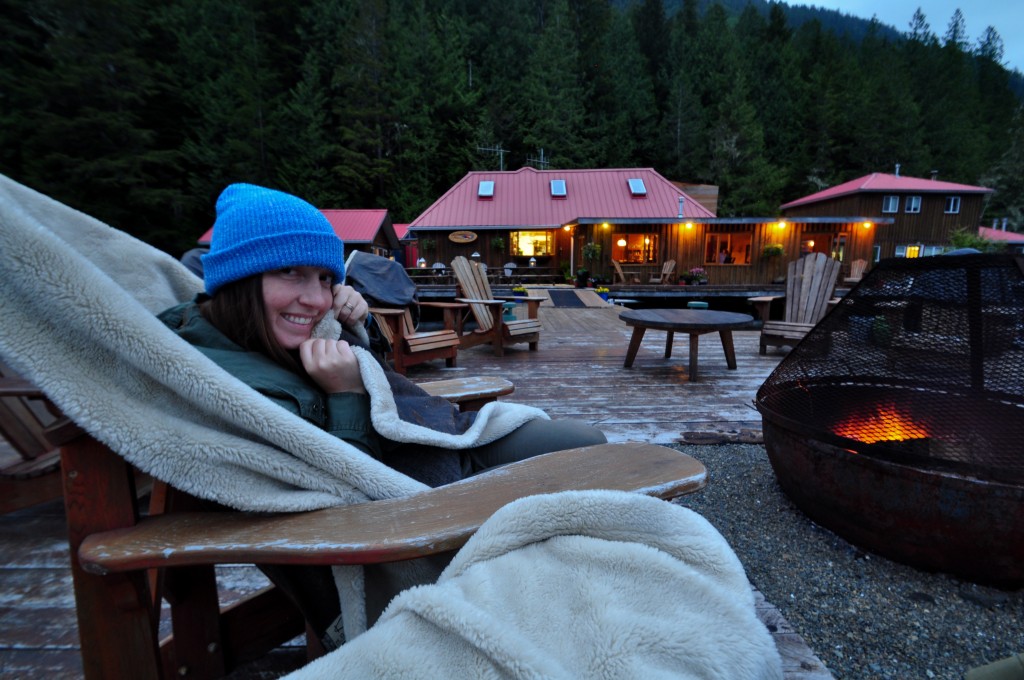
[{"left": 158, "top": 300, "right": 383, "bottom": 459}]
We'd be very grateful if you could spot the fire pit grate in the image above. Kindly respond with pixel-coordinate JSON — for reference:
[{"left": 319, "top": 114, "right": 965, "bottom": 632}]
[{"left": 755, "top": 253, "right": 1024, "bottom": 586}]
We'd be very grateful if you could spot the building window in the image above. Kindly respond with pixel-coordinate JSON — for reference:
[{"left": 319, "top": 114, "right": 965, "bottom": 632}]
[
  {"left": 896, "top": 244, "right": 922, "bottom": 258},
  {"left": 510, "top": 230, "right": 552, "bottom": 257},
  {"left": 944, "top": 196, "right": 961, "bottom": 213},
  {"left": 872, "top": 245, "right": 881, "bottom": 262},
  {"left": 922, "top": 245, "right": 946, "bottom": 257},
  {"left": 905, "top": 196, "right": 921, "bottom": 213},
  {"left": 882, "top": 195, "right": 899, "bottom": 213},
  {"left": 704, "top": 232, "right": 753, "bottom": 265},
  {"left": 612, "top": 233, "right": 659, "bottom": 263}
]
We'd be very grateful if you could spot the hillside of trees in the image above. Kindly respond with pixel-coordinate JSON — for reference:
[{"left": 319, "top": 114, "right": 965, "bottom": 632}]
[{"left": 2, "top": 0, "right": 1022, "bottom": 256}]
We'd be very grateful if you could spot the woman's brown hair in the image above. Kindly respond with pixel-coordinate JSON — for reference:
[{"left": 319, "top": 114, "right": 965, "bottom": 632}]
[{"left": 199, "top": 275, "right": 304, "bottom": 374}]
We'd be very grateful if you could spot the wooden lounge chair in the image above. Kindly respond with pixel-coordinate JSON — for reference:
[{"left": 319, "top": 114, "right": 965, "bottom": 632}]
[
  {"left": 758, "top": 252, "right": 841, "bottom": 355},
  {"left": 0, "top": 361, "right": 82, "bottom": 514},
  {"left": 450, "top": 255, "right": 543, "bottom": 356},
  {"left": 66, "top": 435, "right": 706, "bottom": 679},
  {"left": 650, "top": 259, "right": 676, "bottom": 284},
  {"left": 612, "top": 259, "right": 640, "bottom": 284},
  {"left": 368, "top": 303, "right": 465, "bottom": 375},
  {"left": 844, "top": 258, "right": 867, "bottom": 285}
]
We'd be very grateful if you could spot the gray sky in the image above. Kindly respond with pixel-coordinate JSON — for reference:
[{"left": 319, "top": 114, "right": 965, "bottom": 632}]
[{"left": 790, "top": 2, "right": 1023, "bottom": 73}]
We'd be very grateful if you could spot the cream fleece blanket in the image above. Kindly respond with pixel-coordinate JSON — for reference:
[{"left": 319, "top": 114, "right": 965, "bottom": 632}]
[
  {"left": 288, "top": 490, "right": 783, "bottom": 679},
  {"left": 0, "top": 174, "right": 548, "bottom": 638}
]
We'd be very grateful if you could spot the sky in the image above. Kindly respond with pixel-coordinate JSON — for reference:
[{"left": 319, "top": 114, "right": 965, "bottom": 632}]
[{"left": 790, "top": 1, "right": 1024, "bottom": 73}]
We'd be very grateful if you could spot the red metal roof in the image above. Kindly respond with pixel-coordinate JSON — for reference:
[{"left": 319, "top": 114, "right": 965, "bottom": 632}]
[
  {"left": 197, "top": 208, "right": 391, "bottom": 244},
  {"left": 781, "top": 173, "right": 993, "bottom": 210},
  {"left": 979, "top": 227, "right": 1024, "bottom": 243},
  {"left": 393, "top": 223, "right": 410, "bottom": 240},
  {"left": 408, "top": 167, "right": 715, "bottom": 230}
]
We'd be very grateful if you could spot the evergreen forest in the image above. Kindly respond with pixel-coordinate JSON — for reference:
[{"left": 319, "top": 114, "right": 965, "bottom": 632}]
[{"left": 2, "top": 0, "right": 1022, "bottom": 256}]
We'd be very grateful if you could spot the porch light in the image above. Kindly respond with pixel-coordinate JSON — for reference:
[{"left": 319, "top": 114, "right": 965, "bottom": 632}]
[
  {"left": 529, "top": 257, "right": 537, "bottom": 267},
  {"left": 417, "top": 258, "right": 426, "bottom": 268},
  {"left": 617, "top": 238, "right": 627, "bottom": 247},
  {"left": 863, "top": 222, "right": 873, "bottom": 229},
  {"left": 471, "top": 251, "right": 480, "bottom": 261},
  {"left": 685, "top": 222, "right": 693, "bottom": 230},
  {"left": 602, "top": 223, "right": 610, "bottom": 229},
  {"left": 563, "top": 225, "right": 570, "bottom": 231},
  {"left": 776, "top": 221, "right": 787, "bottom": 230}
]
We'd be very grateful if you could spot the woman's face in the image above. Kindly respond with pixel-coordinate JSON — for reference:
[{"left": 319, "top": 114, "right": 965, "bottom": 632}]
[{"left": 261, "top": 266, "right": 334, "bottom": 349}]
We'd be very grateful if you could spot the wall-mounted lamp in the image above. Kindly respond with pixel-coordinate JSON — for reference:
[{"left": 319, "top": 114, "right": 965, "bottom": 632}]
[
  {"left": 471, "top": 251, "right": 480, "bottom": 261},
  {"left": 417, "top": 257, "right": 426, "bottom": 268},
  {"left": 529, "top": 257, "right": 537, "bottom": 267},
  {"left": 862, "top": 222, "right": 873, "bottom": 229},
  {"left": 685, "top": 222, "right": 693, "bottom": 230},
  {"left": 563, "top": 225, "right": 571, "bottom": 231},
  {"left": 602, "top": 223, "right": 610, "bottom": 229},
  {"left": 776, "top": 221, "right": 787, "bottom": 230}
]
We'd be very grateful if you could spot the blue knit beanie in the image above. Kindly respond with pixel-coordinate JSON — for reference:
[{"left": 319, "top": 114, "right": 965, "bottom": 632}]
[{"left": 201, "top": 183, "right": 345, "bottom": 295}]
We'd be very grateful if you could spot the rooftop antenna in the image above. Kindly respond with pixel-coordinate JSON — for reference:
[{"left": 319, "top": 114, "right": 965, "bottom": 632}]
[
  {"left": 477, "top": 144, "right": 508, "bottom": 171},
  {"left": 526, "top": 148, "right": 549, "bottom": 169}
]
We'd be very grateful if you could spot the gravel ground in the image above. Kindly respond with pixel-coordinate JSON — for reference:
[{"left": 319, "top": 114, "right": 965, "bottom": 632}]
[{"left": 667, "top": 442, "right": 1024, "bottom": 680}]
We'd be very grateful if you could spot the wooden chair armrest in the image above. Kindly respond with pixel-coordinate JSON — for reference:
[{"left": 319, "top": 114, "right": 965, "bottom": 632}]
[
  {"left": 418, "top": 302, "right": 469, "bottom": 310},
  {"left": 368, "top": 307, "right": 404, "bottom": 317},
  {"left": 78, "top": 443, "right": 706, "bottom": 574},
  {"left": 455, "top": 297, "right": 503, "bottom": 306},
  {"left": 419, "top": 376, "right": 514, "bottom": 407}
]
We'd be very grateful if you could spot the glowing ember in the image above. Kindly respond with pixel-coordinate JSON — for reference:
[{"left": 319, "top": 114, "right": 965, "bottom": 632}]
[{"left": 833, "top": 403, "right": 930, "bottom": 444}]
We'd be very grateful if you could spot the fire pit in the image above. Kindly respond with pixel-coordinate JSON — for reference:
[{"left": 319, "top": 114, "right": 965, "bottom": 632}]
[{"left": 755, "top": 253, "right": 1024, "bottom": 587}]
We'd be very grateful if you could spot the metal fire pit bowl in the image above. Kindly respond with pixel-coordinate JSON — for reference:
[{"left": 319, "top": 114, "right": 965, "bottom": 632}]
[{"left": 756, "top": 254, "right": 1024, "bottom": 587}]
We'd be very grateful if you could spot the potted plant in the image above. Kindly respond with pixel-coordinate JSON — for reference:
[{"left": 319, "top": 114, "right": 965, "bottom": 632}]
[
  {"left": 419, "top": 237, "right": 436, "bottom": 254},
  {"left": 575, "top": 267, "right": 589, "bottom": 288},
  {"left": 688, "top": 266, "right": 708, "bottom": 285},
  {"left": 512, "top": 285, "right": 527, "bottom": 296},
  {"left": 581, "top": 242, "right": 602, "bottom": 262},
  {"left": 762, "top": 243, "right": 784, "bottom": 282},
  {"left": 594, "top": 286, "right": 610, "bottom": 301},
  {"left": 491, "top": 236, "right": 506, "bottom": 252}
]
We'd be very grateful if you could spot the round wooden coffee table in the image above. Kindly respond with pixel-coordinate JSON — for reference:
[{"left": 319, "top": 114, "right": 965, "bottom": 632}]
[{"left": 619, "top": 308, "right": 755, "bottom": 380}]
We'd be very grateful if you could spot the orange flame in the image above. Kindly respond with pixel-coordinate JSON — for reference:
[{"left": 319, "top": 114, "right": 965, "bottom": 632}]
[{"left": 832, "top": 403, "right": 929, "bottom": 444}]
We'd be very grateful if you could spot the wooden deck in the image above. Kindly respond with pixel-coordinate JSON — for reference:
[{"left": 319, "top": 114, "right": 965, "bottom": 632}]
[{"left": 0, "top": 298, "right": 832, "bottom": 679}]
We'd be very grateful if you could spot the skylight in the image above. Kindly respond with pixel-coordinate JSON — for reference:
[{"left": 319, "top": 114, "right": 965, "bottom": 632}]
[
  {"left": 627, "top": 178, "right": 647, "bottom": 196},
  {"left": 478, "top": 180, "right": 495, "bottom": 198},
  {"left": 550, "top": 179, "right": 567, "bottom": 198}
]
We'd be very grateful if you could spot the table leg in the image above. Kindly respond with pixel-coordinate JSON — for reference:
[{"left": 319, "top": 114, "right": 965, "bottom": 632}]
[
  {"left": 719, "top": 330, "right": 738, "bottom": 369},
  {"left": 623, "top": 327, "right": 646, "bottom": 368},
  {"left": 688, "top": 333, "right": 700, "bottom": 381},
  {"left": 664, "top": 331, "right": 674, "bottom": 359}
]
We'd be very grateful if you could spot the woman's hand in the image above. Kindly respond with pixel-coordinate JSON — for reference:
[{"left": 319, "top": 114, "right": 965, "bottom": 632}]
[
  {"left": 299, "top": 338, "right": 366, "bottom": 394},
  {"left": 331, "top": 284, "right": 369, "bottom": 328}
]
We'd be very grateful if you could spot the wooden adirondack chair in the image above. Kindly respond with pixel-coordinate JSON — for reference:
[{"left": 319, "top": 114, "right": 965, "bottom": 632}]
[
  {"left": 650, "top": 259, "right": 677, "bottom": 284},
  {"left": 758, "top": 252, "right": 841, "bottom": 355},
  {"left": 844, "top": 258, "right": 867, "bottom": 285},
  {"left": 0, "top": 361, "right": 83, "bottom": 514},
  {"left": 368, "top": 302, "right": 465, "bottom": 375},
  {"left": 611, "top": 259, "right": 639, "bottom": 284},
  {"left": 450, "top": 256, "right": 543, "bottom": 356},
  {"left": 63, "top": 429, "right": 705, "bottom": 679}
]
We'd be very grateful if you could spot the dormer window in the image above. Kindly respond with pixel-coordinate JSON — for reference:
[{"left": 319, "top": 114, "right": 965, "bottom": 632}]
[
  {"left": 627, "top": 178, "right": 647, "bottom": 197},
  {"left": 478, "top": 180, "right": 495, "bottom": 199},
  {"left": 550, "top": 179, "right": 567, "bottom": 198}
]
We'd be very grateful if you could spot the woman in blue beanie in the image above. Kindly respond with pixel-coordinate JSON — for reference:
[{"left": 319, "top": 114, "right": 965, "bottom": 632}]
[{"left": 158, "top": 183, "right": 606, "bottom": 647}]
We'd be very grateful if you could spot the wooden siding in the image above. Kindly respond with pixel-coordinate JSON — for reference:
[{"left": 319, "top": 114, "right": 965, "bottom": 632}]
[{"left": 782, "top": 192, "right": 986, "bottom": 259}]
